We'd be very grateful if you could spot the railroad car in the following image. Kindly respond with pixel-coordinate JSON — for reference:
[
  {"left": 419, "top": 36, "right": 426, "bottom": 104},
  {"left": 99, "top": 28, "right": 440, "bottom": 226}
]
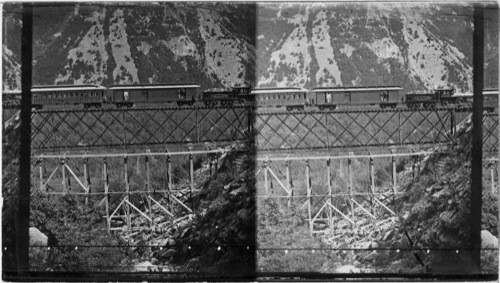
[
  {"left": 251, "top": 87, "right": 308, "bottom": 111},
  {"left": 31, "top": 85, "right": 107, "bottom": 109},
  {"left": 404, "top": 88, "right": 455, "bottom": 109},
  {"left": 201, "top": 86, "right": 252, "bottom": 107},
  {"left": 310, "top": 86, "right": 402, "bottom": 110},
  {"left": 108, "top": 84, "right": 200, "bottom": 107},
  {"left": 453, "top": 89, "right": 499, "bottom": 112},
  {"left": 483, "top": 89, "right": 499, "bottom": 112},
  {"left": 2, "top": 90, "right": 21, "bottom": 108}
]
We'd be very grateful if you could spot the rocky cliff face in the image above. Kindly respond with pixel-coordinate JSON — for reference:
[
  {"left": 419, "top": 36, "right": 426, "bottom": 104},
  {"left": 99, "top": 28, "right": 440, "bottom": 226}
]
[
  {"left": 256, "top": 3, "right": 498, "bottom": 91},
  {"left": 4, "top": 3, "right": 497, "bottom": 92},
  {"left": 2, "top": 3, "right": 256, "bottom": 90}
]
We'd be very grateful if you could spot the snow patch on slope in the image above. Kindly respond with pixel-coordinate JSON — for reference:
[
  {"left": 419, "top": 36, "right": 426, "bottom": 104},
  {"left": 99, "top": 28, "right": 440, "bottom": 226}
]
[
  {"left": 399, "top": 9, "right": 472, "bottom": 90},
  {"left": 55, "top": 9, "right": 110, "bottom": 85},
  {"left": 161, "top": 35, "right": 200, "bottom": 70},
  {"left": 197, "top": 9, "right": 249, "bottom": 87},
  {"left": 364, "top": 38, "right": 403, "bottom": 64},
  {"left": 259, "top": 5, "right": 312, "bottom": 87},
  {"left": 340, "top": 44, "right": 355, "bottom": 58},
  {"left": 137, "top": 42, "right": 152, "bottom": 56},
  {"left": 109, "top": 9, "right": 139, "bottom": 84},
  {"left": 312, "top": 10, "right": 342, "bottom": 86}
]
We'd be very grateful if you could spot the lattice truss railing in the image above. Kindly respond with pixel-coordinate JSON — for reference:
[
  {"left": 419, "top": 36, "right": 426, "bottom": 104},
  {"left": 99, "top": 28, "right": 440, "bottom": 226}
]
[
  {"left": 33, "top": 150, "right": 224, "bottom": 231},
  {"left": 483, "top": 112, "right": 499, "bottom": 153},
  {"left": 31, "top": 106, "right": 252, "bottom": 151},
  {"left": 255, "top": 108, "right": 473, "bottom": 151}
]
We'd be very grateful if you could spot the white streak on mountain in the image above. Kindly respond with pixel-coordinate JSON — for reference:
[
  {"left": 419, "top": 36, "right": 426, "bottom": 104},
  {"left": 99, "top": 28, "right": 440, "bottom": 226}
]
[
  {"left": 312, "top": 10, "right": 341, "bottom": 86},
  {"left": 109, "top": 9, "right": 139, "bottom": 84},
  {"left": 259, "top": 4, "right": 312, "bottom": 87},
  {"left": 197, "top": 8, "right": 250, "bottom": 87},
  {"left": 55, "top": 8, "right": 109, "bottom": 85}
]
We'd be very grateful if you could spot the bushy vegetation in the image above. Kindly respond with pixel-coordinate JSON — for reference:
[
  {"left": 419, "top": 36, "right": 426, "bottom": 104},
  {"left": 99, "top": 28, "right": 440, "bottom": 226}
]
[
  {"left": 257, "top": 199, "right": 329, "bottom": 272},
  {"left": 29, "top": 192, "right": 128, "bottom": 272},
  {"left": 2, "top": 113, "right": 20, "bottom": 273}
]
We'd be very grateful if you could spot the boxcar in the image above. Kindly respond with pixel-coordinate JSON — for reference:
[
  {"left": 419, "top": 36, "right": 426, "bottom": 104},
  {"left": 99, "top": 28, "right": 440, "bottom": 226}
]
[
  {"left": 3, "top": 90, "right": 22, "bottom": 109},
  {"left": 251, "top": 87, "right": 308, "bottom": 111},
  {"left": 31, "top": 85, "right": 106, "bottom": 109},
  {"left": 202, "top": 90, "right": 234, "bottom": 107},
  {"left": 311, "top": 86, "right": 402, "bottom": 109},
  {"left": 201, "top": 86, "right": 253, "bottom": 107},
  {"left": 483, "top": 89, "right": 499, "bottom": 112},
  {"left": 109, "top": 84, "right": 200, "bottom": 107},
  {"left": 454, "top": 89, "right": 499, "bottom": 112}
]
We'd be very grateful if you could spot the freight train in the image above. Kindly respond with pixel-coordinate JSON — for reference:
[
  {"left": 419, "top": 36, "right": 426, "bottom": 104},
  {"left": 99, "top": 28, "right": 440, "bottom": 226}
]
[{"left": 3, "top": 84, "right": 498, "bottom": 111}]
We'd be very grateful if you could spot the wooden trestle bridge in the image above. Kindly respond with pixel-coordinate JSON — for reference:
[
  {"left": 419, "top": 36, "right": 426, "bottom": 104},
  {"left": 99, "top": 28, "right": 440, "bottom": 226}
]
[{"left": 30, "top": 105, "right": 498, "bottom": 234}]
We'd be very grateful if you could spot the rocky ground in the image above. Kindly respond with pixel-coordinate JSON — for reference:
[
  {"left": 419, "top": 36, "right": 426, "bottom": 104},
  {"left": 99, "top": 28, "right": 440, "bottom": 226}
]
[
  {"left": 319, "top": 115, "right": 499, "bottom": 274},
  {"left": 115, "top": 144, "right": 256, "bottom": 277}
]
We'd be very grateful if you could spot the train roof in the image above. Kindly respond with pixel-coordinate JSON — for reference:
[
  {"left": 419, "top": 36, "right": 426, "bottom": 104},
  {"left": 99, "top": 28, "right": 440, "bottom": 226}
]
[
  {"left": 32, "top": 86, "right": 107, "bottom": 92},
  {"left": 202, "top": 90, "right": 233, "bottom": 93},
  {"left": 2, "top": 90, "right": 22, "bottom": 94},
  {"left": 250, "top": 88, "right": 307, "bottom": 94},
  {"left": 453, "top": 89, "right": 499, "bottom": 97},
  {"left": 32, "top": 84, "right": 101, "bottom": 89},
  {"left": 253, "top": 87, "right": 302, "bottom": 90},
  {"left": 109, "top": 84, "right": 200, "bottom": 90},
  {"left": 312, "top": 86, "right": 403, "bottom": 92},
  {"left": 483, "top": 89, "right": 499, "bottom": 95}
]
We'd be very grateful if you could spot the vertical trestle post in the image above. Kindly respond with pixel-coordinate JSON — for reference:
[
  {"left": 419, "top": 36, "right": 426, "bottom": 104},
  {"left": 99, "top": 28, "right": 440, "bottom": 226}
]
[
  {"left": 146, "top": 154, "right": 152, "bottom": 227},
  {"left": 209, "top": 154, "right": 213, "bottom": 177},
  {"left": 348, "top": 153, "right": 355, "bottom": 230},
  {"left": 490, "top": 161, "right": 495, "bottom": 194},
  {"left": 327, "top": 159, "right": 333, "bottom": 233},
  {"left": 189, "top": 154, "right": 194, "bottom": 193},
  {"left": 62, "top": 159, "right": 67, "bottom": 195},
  {"left": 450, "top": 109, "right": 456, "bottom": 136},
  {"left": 369, "top": 154, "right": 376, "bottom": 223},
  {"left": 189, "top": 154, "right": 194, "bottom": 211},
  {"left": 103, "top": 158, "right": 110, "bottom": 231},
  {"left": 417, "top": 154, "right": 422, "bottom": 179},
  {"left": 264, "top": 160, "right": 269, "bottom": 197},
  {"left": 167, "top": 155, "right": 173, "bottom": 224},
  {"left": 84, "top": 158, "right": 89, "bottom": 205},
  {"left": 269, "top": 161, "right": 274, "bottom": 196},
  {"left": 412, "top": 150, "right": 416, "bottom": 179},
  {"left": 38, "top": 159, "right": 43, "bottom": 193},
  {"left": 286, "top": 160, "right": 292, "bottom": 207},
  {"left": 392, "top": 151, "right": 397, "bottom": 214},
  {"left": 136, "top": 156, "right": 141, "bottom": 175},
  {"left": 214, "top": 154, "right": 219, "bottom": 178},
  {"left": 306, "top": 160, "right": 312, "bottom": 236},
  {"left": 124, "top": 156, "right": 131, "bottom": 230}
]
